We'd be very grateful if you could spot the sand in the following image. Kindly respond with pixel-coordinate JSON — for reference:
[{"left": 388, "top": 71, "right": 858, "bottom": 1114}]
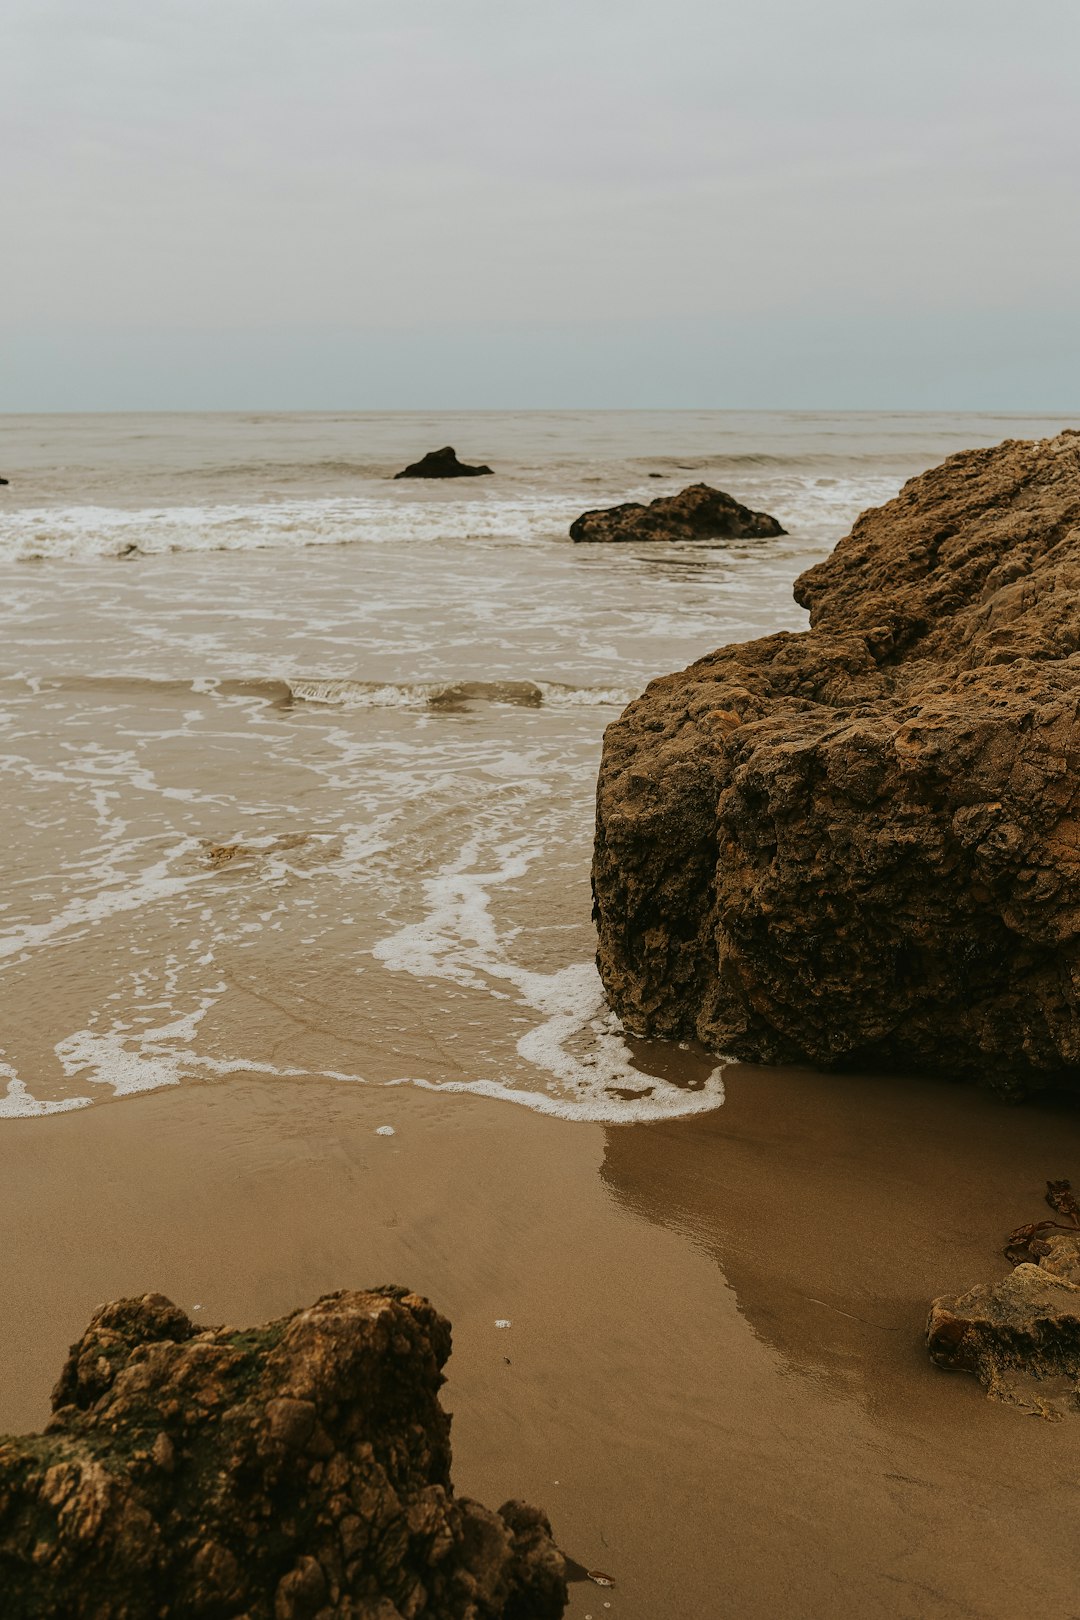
[{"left": 2, "top": 1061, "right": 1079, "bottom": 1619}]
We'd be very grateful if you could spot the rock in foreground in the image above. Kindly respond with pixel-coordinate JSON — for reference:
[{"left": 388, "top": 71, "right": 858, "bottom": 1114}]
[
  {"left": 394, "top": 447, "right": 493, "bottom": 479},
  {"left": 0, "top": 1289, "right": 567, "bottom": 1619},
  {"left": 928, "top": 1235, "right": 1080, "bottom": 1418},
  {"left": 570, "top": 483, "right": 785, "bottom": 543},
  {"left": 593, "top": 431, "right": 1080, "bottom": 1090}
]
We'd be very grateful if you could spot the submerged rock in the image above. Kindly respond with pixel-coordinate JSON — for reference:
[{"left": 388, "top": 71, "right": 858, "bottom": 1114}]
[
  {"left": 394, "top": 447, "right": 493, "bottom": 479},
  {"left": 570, "top": 482, "right": 785, "bottom": 543},
  {"left": 0, "top": 1289, "right": 567, "bottom": 1618},
  {"left": 592, "top": 431, "right": 1080, "bottom": 1090},
  {"left": 928, "top": 1236, "right": 1080, "bottom": 1418}
]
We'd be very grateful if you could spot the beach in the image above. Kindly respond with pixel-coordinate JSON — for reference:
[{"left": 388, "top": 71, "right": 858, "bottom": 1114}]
[
  {"left": 3, "top": 409, "right": 1080, "bottom": 1616},
  {"left": 4, "top": 1067, "right": 1080, "bottom": 1616}
]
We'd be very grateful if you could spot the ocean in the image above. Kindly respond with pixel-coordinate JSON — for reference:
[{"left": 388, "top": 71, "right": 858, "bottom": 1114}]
[{"left": 0, "top": 409, "right": 1072, "bottom": 1122}]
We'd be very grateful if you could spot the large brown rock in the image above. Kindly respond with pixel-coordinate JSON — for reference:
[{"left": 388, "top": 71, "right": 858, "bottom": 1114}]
[
  {"left": 592, "top": 431, "right": 1080, "bottom": 1090},
  {"left": 0, "top": 1289, "right": 566, "bottom": 1619},
  {"left": 570, "top": 483, "right": 785, "bottom": 543}
]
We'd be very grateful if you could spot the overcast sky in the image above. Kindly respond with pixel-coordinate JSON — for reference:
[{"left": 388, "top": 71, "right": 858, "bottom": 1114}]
[{"left": 3, "top": 0, "right": 1078, "bottom": 410}]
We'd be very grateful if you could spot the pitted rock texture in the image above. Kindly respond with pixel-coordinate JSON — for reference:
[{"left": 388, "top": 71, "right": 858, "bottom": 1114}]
[
  {"left": 0, "top": 1290, "right": 567, "bottom": 1619},
  {"left": 569, "top": 483, "right": 785, "bottom": 543},
  {"left": 928, "top": 1235, "right": 1080, "bottom": 1418},
  {"left": 593, "top": 431, "right": 1080, "bottom": 1090},
  {"left": 393, "top": 447, "right": 493, "bottom": 479}
]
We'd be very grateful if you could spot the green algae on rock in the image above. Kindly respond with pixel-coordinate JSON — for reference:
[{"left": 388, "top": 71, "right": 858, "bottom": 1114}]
[
  {"left": 592, "top": 431, "right": 1080, "bottom": 1091},
  {"left": 0, "top": 1289, "right": 567, "bottom": 1619}
]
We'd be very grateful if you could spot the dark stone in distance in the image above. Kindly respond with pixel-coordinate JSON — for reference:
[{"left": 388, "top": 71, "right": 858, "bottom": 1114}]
[{"left": 394, "top": 446, "right": 493, "bottom": 479}]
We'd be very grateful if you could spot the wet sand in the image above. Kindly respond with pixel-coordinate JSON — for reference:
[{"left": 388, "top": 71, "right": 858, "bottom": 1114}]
[{"left": 2, "top": 1062, "right": 1079, "bottom": 1619}]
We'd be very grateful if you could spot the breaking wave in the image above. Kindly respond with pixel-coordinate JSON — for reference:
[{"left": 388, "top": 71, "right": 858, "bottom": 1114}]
[
  {"left": 2, "top": 672, "right": 638, "bottom": 712},
  {"left": 279, "top": 677, "right": 638, "bottom": 711},
  {"left": 0, "top": 473, "right": 901, "bottom": 563},
  {"left": 0, "top": 495, "right": 583, "bottom": 562}
]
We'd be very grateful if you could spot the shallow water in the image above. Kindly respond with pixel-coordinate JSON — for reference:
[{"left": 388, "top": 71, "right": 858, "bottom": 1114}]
[{"left": 0, "top": 409, "right": 1073, "bottom": 1121}]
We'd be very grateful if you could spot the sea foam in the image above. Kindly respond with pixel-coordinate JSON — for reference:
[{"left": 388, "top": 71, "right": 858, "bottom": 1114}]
[
  {"left": 0, "top": 494, "right": 582, "bottom": 563},
  {"left": 371, "top": 836, "right": 726, "bottom": 1124},
  {"left": 31, "top": 834, "right": 726, "bottom": 1127}
]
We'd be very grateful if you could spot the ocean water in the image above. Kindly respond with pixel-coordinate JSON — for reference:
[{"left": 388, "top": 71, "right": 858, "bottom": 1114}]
[{"left": 0, "top": 409, "right": 1071, "bottom": 1122}]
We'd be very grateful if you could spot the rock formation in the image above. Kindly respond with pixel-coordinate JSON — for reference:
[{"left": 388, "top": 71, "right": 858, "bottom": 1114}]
[
  {"left": 569, "top": 483, "right": 785, "bottom": 543},
  {"left": 593, "top": 431, "right": 1080, "bottom": 1091},
  {"left": 0, "top": 1289, "right": 567, "bottom": 1619},
  {"left": 394, "top": 447, "right": 493, "bottom": 479},
  {"left": 928, "top": 1232, "right": 1080, "bottom": 1418}
]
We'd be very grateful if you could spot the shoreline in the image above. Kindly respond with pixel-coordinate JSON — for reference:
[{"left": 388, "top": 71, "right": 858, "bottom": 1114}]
[{"left": 3, "top": 1062, "right": 1078, "bottom": 1617}]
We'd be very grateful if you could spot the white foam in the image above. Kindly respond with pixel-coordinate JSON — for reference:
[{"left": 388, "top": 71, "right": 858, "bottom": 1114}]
[
  {"left": 40, "top": 959, "right": 724, "bottom": 1126},
  {"left": 0, "top": 473, "right": 905, "bottom": 565},
  {"left": 372, "top": 836, "right": 727, "bottom": 1124},
  {"left": 53, "top": 998, "right": 226, "bottom": 1096},
  {"left": 285, "top": 677, "right": 636, "bottom": 711},
  {"left": 536, "top": 681, "right": 637, "bottom": 709},
  {"left": 0, "top": 493, "right": 583, "bottom": 563},
  {"left": 0, "top": 1062, "right": 90, "bottom": 1117},
  {"left": 390, "top": 1068, "right": 725, "bottom": 1125},
  {"left": 0, "top": 839, "right": 212, "bottom": 964}
]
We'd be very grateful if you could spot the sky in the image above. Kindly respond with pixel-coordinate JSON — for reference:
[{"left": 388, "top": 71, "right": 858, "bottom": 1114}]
[{"left": 3, "top": 0, "right": 1078, "bottom": 411}]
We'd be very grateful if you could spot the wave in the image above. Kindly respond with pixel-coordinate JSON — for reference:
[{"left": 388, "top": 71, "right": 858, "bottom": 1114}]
[
  {"left": 1, "top": 835, "right": 727, "bottom": 1126},
  {"left": 0, "top": 471, "right": 900, "bottom": 562},
  {"left": 0, "top": 495, "right": 581, "bottom": 562},
  {"left": 2, "top": 673, "right": 638, "bottom": 712},
  {"left": 188, "top": 458, "right": 398, "bottom": 479},
  {"left": 279, "top": 677, "right": 637, "bottom": 711},
  {"left": 638, "top": 452, "right": 873, "bottom": 471}
]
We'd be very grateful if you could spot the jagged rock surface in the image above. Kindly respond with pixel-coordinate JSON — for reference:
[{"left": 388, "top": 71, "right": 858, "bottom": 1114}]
[
  {"left": 593, "top": 431, "right": 1080, "bottom": 1090},
  {"left": 393, "top": 447, "right": 493, "bottom": 479},
  {"left": 0, "top": 1289, "right": 567, "bottom": 1619},
  {"left": 570, "top": 482, "right": 784, "bottom": 543},
  {"left": 928, "top": 1235, "right": 1080, "bottom": 1418}
]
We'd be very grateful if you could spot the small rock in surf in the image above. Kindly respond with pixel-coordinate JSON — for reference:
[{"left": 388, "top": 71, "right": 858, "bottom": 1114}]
[{"left": 394, "top": 446, "right": 494, "bottom": 479}]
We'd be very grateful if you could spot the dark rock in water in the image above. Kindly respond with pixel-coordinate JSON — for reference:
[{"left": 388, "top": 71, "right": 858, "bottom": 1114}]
[
  {"left": 928, "top": 1236, "right": 1080, "bottom": 1418},
  {"left": 570, "top": 483, "right": 785, "bottom": 543},
  {"left": 394, "top": 446, "right": 493, "bottom": 479},
  {"left": 592, "top": 431, "right": 1080, "bottom": 1092},
  {"left": 0, "top": 1289, "right": 567, "bottom": 1618},
  {"left": 0, "top": 475, "right": 8, "bottom": 485}
]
